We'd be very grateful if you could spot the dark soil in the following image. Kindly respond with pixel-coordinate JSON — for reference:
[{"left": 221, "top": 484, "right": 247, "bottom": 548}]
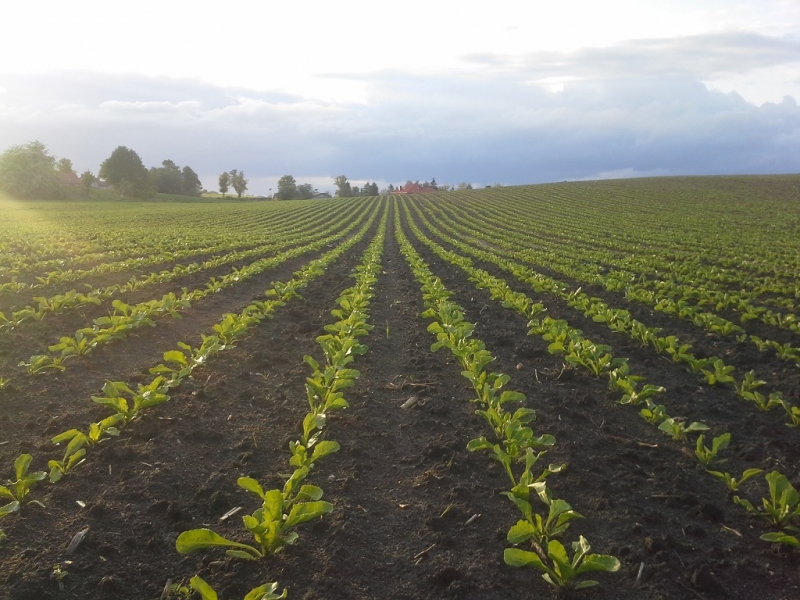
[{"left": 1, "top": 202, "right": 798, "bottom": 600}]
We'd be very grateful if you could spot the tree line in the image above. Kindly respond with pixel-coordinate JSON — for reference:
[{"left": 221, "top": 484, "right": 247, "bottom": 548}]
[{"left": 0, "top": 141, "right": 205, "bottom": 200}]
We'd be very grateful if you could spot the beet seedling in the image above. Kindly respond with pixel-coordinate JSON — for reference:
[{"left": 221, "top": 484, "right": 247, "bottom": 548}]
[
  {"left": 505, "top": 535, "right": 620, "bottom": 589},
  {"left": 734, "top": 471, "right": 800, "bottom": 528},
  {"left": 0, "top": 454, "right": 46, "bottom": 505},
  {"left": 708, "top": 468, "right": 763, "bottom": 492},
  {"left": 658, "top": 417, "right": 709, "bottom": 441},
  {"left": 694, "top": 432, "right": 730, "bottom": 466},
  {"left": 189, "top": 575, "right": 287, "bottom": 600}
]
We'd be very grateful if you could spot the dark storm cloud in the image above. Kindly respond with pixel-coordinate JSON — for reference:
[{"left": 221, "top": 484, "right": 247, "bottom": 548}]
[{"left": 1, "top": 31, "right": 799, "bottom": 192}]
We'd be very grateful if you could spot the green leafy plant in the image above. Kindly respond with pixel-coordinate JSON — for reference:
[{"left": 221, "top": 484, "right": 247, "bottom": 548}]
[
  {"left": 189, "top": 575, "right": 287, "bottom": 600},
  {"left": 708, "top": 468, "right": 763, "bottom": 492},
  {"left": 176, "top": 469, "right": 333, "bottom": 560},
  {"left": 694, "top": 432, "right": 730, "bottom": 466},
  {"left": 0, "top": 454, "right": 46, "bottom": 505},
  {"left": 640, "top": 399, "right": 669, "bottom": 424},
  {"left": 658, "top": 417, "right": 709, "bottom": 441},
  {"left": 701, "top": 358, "right": 736, "bottom": 385},
  {"left": 18, "top": 354, "right": 66, "bottom": 375},
  {"left": 504, "top": 535, "right": 620, "bottom": 589},
  {"left": 92, "top": 378, "right": 170, "bottom": 422},
  {"left": 734, "top": 471, "right": 800, "bottom": 528}
]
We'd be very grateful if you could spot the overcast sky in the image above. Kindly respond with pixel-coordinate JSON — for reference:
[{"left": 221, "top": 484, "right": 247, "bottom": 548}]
[{"left": 1, "top": 0, "right": 799, "bottom": 194}]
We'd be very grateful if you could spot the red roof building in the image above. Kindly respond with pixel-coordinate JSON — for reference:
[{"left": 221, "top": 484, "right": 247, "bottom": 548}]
[{"left": 392, "top": 183, "right": 439, "bottom": 194}]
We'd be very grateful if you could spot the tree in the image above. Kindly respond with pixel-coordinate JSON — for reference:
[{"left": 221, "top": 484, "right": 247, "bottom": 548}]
[
  {"left": 430, "top": 177, "right": 438, "bottom": 189},
  {"left": 296, "top": 183, "right": 314, "bottom": 199},
  {"left": 56, "top": 158, "right": 74, "bottom": 174},
  {"left": 99, "top": 146, "right": 151, "bottom": 198},
  {"left": 181, "top": 166, "right": 202, "bottom": 196},
  {"left": 218, "top": 171, "right": 231, "bottom": 197},
  {"left": 359, "top": 182, "right": 379, "bottom": 196},
  {"left": 456, "top": 182, "right": 473, "bottom": 190},
  {"left": 277, "top": 175, "right": 297, "bottom": 200},
  {"left": 333, "top": 175, "right": 352, "bottom": 198},
  {"left": 0, "top": 141, "right": 60, "bottom": 199},
  {"left": 149, "top": 159, "right": 184, "bottom": 194},
  {"left": 230, "top": 170, "right": 248, "bottom": 198},
  {"left": 80, "top": 170, "right": 97, "bottom": 196}
]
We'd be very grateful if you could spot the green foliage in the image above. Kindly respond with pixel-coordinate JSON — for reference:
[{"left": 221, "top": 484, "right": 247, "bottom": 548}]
[
  {"left": 0, "top": 140, "right": 60, "bottom": 199},
  {"left": 708, "top": 468, "right": 763, "bottom": 491},
  {"left": 189, "top": 576, "right": 287, "bottom": 600},
  {"left": 734, "top": 471, "right": 800, "bottom": 528},
  {"left": 0, "top": 454, "right": 46, "bottom": 504},
  {"left": 505, "top": 536, "right": 620, "bottom": 589},
  {"left": 657, "top": 417, "right": 709, "bottom": 441},
  {"left": 694, "top": 432, "right": 730, "bottom": 465},
  {"left": 99, "top": 146, "right": 151, "bottom": 198},
  {"left": 277, "top": 175, "right": 298, "bottom": 200}
]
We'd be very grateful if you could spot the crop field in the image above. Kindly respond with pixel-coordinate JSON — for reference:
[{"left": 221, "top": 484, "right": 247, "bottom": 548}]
[{"left": 0, "top": 175, "right": 799, "bottom": 600}]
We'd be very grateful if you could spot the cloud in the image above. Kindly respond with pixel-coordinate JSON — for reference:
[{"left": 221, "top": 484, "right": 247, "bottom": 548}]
[
  {"left": 1, "top": 32, "right": 799, "bottom": 194},
  {"left": 464, "top": 31, "right": 800, "bottom": 81}
]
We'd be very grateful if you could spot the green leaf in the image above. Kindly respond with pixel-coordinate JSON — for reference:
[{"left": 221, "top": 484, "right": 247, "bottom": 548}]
[
  {"left": 238, "top": 477, "right": 266, "bottom": 499},
  {"left": 175, "top": 528, "right": 261, "bottom": 558},
  {"left": 0, "top": 501, "right": 19, "bottom": 517},
  {"left": 507, "top": 520, "right": 536, "bottom": 544},
  {"left": 296, "top": 485, "right": 324, "bottom": 501},
  {"left": 504, "top": 548, "right": 546, "bottom": 569},
  {"left": 189, "top": 575, "right": 218, "bottom": 600},
  {"left": 311, "top": 440, "right": 340, "bottom": 462},
  {"left": 284, "top": 500, "right": 333, "bottom": 528},
  {"left": 244, "top": 583, "right": 288, "bottom": 600}
]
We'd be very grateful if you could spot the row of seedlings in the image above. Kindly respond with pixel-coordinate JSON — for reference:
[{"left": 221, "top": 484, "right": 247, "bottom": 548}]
[
  {"left": 0, "top": 197, "right": 364, "bottom": 317},
  {"left": 394, "top": 212, "right": 620, "bottom": 591},
  {"left": 0, "top": 203, "right": 383, "bottom": 543},
  {"left": 173, "top": 210, "right": 387, "bottom": 597},
  {"left": 16, "top": 204, "right": 372, "bottom": 376},
  {"left": 410, "top": 199, "right": 800, "bottom": 426},
  {"left": 403, "top": 204, "right": 800, "bottom": 550}
]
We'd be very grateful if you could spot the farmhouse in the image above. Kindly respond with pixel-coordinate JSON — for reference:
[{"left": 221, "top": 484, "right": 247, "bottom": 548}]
[{"left": 392, "top": 183, "right": 439, "bottom": 194}]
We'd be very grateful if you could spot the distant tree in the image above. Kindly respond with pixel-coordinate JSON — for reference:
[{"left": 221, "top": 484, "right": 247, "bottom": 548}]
[
  {"left": 218, "top": 171, "right": 230, "bottom": 197},
  {"left": 230, "top": 170, "right": 248, "bottom": 198},
  {"left": 456, "top": 182, "right": 473, "bottom": 190},
  {"left": 333, "top": 175, "right": 352, "bottom": 198},
  {"left": 430, "top": 177, "right": 438, "bottom": 189},
  {"left": 149, "top": 159, "right": 184, "bottom": 194},
  {"left": 56, "top": 158, "right": 74, "bottom": 174},
  {"left": 0, "top": 141, "right": 60, "bottom": 199},
  {"left": 388, "top": 183, "right": 395, "bottom": 192},
  {"left": 296, "top": 183, "right": 314, "bottom": 199},
  {"left": 99, "top": 146, "right": 151, "bottom": 198},
  {"left": 181, "top": 166, "right": 202, "bottom": 196},
  {"left": 277, "top": 175, "right": 297, "bottom": 200},
  {"left": 80, "top": 170, "right": 97, "bottom": 196},
  {"left": 363, "top": 182, "right": 379, "bottom": 196}
]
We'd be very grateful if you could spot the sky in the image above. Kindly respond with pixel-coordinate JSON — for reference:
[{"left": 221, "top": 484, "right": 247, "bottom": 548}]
[{"left": 1, "top": 0, "right": 799, "bottom": 195}]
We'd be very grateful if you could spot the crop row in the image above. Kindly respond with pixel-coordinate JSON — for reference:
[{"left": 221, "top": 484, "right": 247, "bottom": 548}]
[
  {"left": 0, "top": 202, "right": 384, "bottom": 549},
  {"left": 406, "top": 198, "right": 800, "bottom": 426},
  {"left": 398, "top": 199, "right": 800, "bottom": 550}
]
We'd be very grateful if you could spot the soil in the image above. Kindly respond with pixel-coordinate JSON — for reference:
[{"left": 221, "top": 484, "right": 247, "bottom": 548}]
[{"left": 1, "top": 202, "right": 799, "bottom": 600}]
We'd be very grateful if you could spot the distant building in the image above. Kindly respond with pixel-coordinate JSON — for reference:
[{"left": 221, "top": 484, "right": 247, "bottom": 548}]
[
  {"left": 312, "top": 192, "right": 332, "bottom": 199},
  {"left": 392, "top": 183, "right": 439, "bottom": 194},
  {"left": 57, "top": 171, "right": 82, "bottom": 186}
]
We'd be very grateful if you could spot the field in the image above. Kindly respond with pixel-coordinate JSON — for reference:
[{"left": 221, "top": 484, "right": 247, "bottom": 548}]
[{"left": 0, "top": 176, "right": 799, "bottom": 600}]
